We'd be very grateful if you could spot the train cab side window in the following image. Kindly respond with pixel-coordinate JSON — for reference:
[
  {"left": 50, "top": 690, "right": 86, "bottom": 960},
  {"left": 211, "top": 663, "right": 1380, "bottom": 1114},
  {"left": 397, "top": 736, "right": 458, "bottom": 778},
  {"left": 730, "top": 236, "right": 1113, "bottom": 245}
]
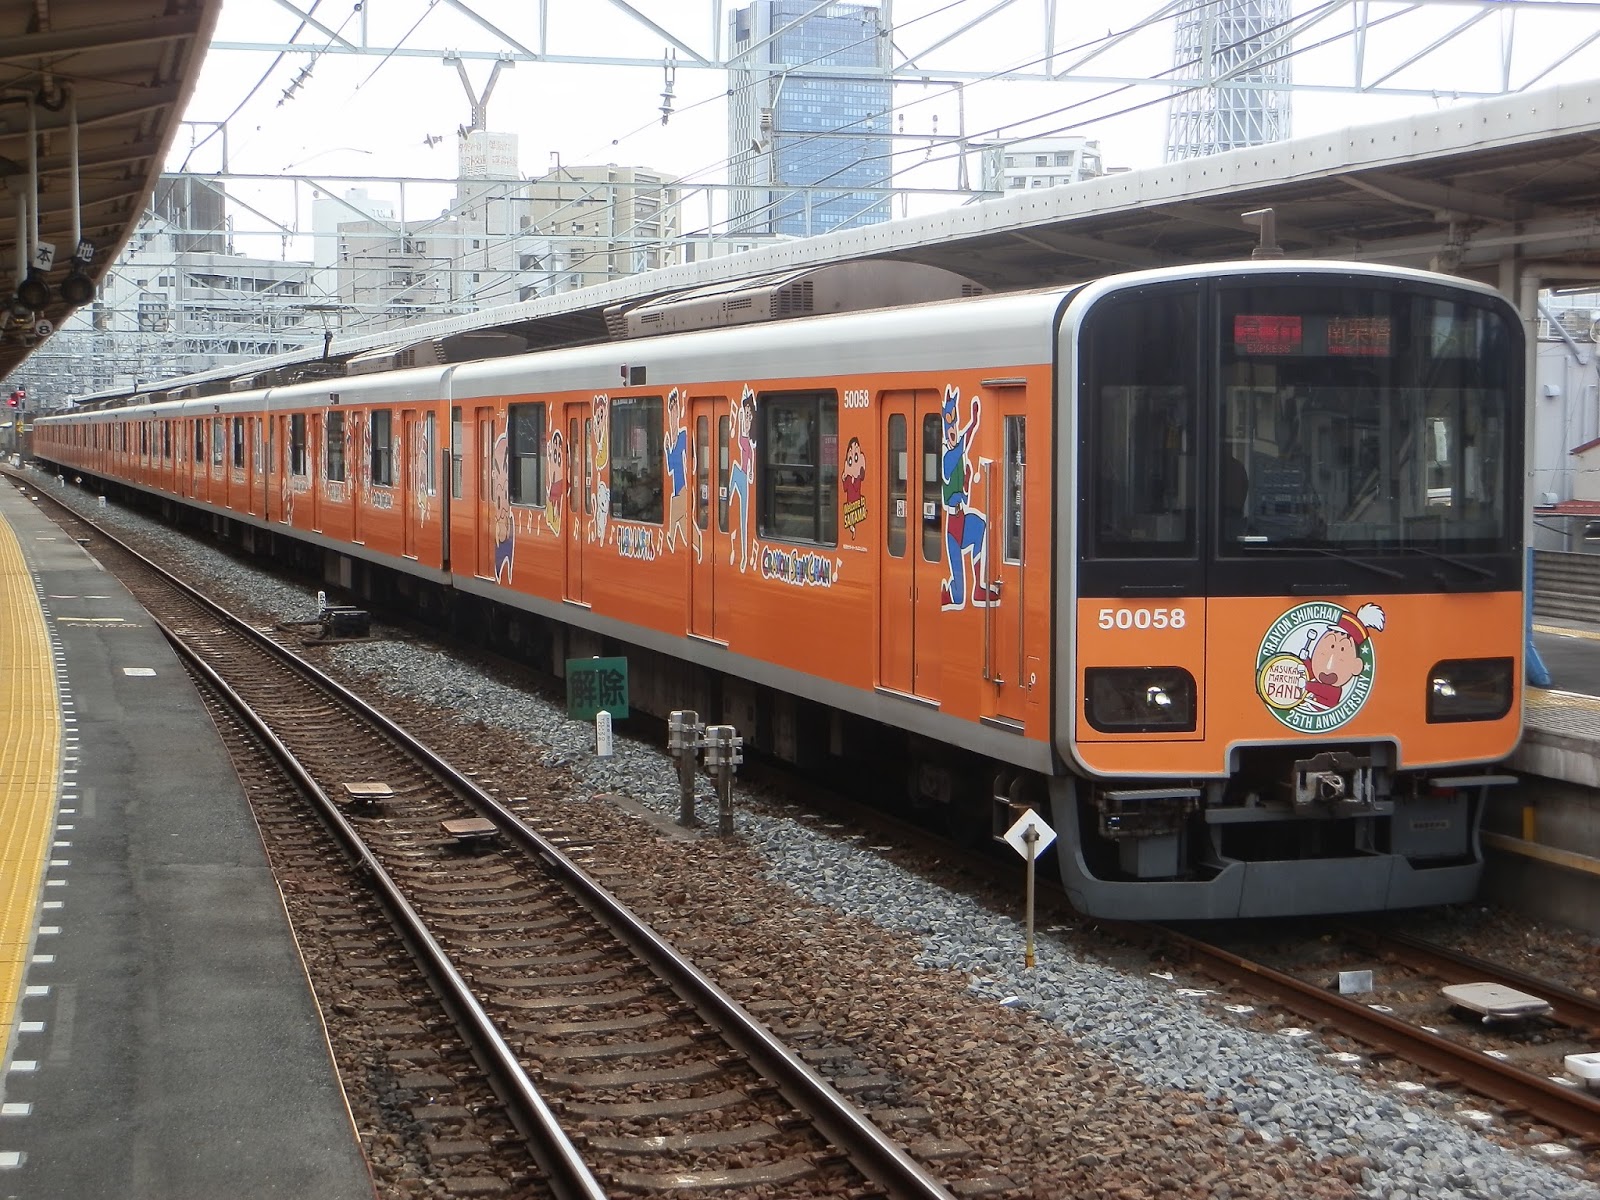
[
  {"left": 1003, "top": 416, "right": 1025, "bottom": 564},
  {"left": 507, "top": 403, "right": 545, "bottom": 505},
  {"left": 450, "top": 407, "right": 463, "bottom": 500},
  {"left": 232, "top": 417, "right": 245, "bottom": 469},
  {"left": 758, "top": 390, "right": 838, "bottom": 546},
  {"left": 325, "top": 411, "right": 346, "bottom": 482},
  {"left": 1083, "top": 287, "right": 1199, "bottom": 558},
  {"left": 610, "top": 395, "right": 664, "bottom": 524},
  {"left": 371, "top": 409, "right": 394, "bottom": 486},
  {"left": 887, "top": 413, "right": 908, "bottom": 557},
  {"left": 290, "top": 414, "right": 307, "bottom": 477}
]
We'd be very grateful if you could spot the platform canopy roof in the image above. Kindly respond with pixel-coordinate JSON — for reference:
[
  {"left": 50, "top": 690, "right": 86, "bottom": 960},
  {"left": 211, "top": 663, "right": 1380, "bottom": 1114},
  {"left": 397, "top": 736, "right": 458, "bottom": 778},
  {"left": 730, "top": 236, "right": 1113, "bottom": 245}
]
[{"left": 0, "top": 0, "right": 221, "bottom": 383}]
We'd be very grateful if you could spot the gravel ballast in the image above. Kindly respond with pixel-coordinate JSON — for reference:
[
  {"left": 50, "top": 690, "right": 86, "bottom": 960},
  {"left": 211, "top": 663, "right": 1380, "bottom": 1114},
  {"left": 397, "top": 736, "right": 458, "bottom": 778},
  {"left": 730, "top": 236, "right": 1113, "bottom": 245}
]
[{"left": 28, "top": 472, "right": 1600, "bottom": 1199}]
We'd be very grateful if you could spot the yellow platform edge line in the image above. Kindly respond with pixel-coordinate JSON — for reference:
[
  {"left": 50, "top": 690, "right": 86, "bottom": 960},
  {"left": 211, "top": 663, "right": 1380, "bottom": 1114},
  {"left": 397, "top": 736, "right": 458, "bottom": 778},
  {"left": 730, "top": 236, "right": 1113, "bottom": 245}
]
[{"left": 0, "top": 499, "right": 60, "bottom": 1075}]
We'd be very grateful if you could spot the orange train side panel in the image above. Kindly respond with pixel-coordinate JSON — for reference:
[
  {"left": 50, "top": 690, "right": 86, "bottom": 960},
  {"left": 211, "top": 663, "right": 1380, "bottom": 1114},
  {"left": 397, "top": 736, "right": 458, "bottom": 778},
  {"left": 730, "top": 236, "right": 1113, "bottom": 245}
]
[
  {"left": 1073, "top": 591, "right": 1523, "bottom": 776},
  {"left": 474, "top": 369, "right": 1055, "bottom": 741}
]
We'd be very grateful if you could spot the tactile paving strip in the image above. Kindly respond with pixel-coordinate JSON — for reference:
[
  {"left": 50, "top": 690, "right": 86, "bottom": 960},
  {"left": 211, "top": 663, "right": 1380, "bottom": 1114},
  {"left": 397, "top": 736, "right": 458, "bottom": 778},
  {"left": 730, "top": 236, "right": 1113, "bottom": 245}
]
[{"left": 0, "top": 503, "right": 60, "bottom": 1065}]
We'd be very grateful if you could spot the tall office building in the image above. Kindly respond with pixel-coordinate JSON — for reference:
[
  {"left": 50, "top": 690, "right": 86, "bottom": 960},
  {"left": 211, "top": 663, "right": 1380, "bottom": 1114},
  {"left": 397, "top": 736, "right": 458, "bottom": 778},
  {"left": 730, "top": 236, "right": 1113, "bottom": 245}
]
[
  {"left": 1164, "top": 0, "right": 1291, "bottom": 161},
  {"left": 727, "top": 1, "right": 892, "bottom": 238}
]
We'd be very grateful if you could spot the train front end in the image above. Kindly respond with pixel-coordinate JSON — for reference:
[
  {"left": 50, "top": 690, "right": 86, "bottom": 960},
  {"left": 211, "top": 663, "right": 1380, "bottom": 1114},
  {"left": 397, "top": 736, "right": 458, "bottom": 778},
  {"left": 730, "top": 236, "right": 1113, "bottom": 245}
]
[{"left": 1056, "top": 263, "right": 1524, "bottom": 920}]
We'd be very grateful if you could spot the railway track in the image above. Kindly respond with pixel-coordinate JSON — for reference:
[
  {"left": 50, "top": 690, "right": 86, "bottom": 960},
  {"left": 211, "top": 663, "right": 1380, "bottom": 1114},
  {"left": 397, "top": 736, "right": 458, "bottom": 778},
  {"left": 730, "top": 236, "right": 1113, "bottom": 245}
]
[
  {"left": 38, "top": 486, "right": 954, "bottom": 1199},
  {"left": 1154, "top": 921, "right": 1600, "bottom": 1146}
]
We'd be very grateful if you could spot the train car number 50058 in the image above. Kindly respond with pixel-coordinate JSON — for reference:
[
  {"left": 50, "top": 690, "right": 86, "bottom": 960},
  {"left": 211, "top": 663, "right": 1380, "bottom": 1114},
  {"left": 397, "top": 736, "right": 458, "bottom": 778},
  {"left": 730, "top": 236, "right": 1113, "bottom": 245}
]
[{"left": 1097, "top": 607, "right": 1187, "bottom": 630}]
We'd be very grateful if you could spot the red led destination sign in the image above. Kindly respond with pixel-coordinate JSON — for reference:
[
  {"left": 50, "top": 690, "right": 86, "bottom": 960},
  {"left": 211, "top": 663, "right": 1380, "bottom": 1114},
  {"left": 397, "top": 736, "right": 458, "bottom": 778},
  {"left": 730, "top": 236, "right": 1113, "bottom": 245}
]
[{"left": 1234, "top": 314, "right": 1303, "bottom": 355}]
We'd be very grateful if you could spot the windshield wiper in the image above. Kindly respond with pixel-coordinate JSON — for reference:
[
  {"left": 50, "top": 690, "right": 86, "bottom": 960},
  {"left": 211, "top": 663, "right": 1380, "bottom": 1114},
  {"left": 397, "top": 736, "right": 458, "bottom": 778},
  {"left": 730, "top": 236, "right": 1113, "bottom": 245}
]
[
  {"left": 1392, "top": 545, "right": 1495, "bottom": 579},
  {"left": 1234, "top": 540, "right": 1404, "bottom": 580}
]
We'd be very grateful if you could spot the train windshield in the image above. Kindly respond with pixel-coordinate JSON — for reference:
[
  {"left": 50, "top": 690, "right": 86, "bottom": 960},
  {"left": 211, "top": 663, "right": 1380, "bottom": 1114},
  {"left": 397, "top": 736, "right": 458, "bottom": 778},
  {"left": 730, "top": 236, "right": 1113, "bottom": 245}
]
[{"left": 1218, "top": 282, "right": 1517, "bottom": 555}]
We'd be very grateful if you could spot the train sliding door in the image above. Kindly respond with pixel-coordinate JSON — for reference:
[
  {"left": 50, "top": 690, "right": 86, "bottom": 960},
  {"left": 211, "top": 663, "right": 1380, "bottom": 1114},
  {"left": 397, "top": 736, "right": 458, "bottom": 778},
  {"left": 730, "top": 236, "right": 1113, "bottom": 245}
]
[
  {"left": 878, "top": 391, "right": 943, "bottom": 701},
  {"left": 981, "top": 394, "right": 1032, "bottom": 727}
]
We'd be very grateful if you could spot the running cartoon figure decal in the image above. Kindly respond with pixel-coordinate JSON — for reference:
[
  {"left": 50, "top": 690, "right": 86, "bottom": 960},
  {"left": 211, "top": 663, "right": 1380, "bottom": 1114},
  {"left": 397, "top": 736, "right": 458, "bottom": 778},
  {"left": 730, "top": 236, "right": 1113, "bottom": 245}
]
[
  {"left": 939, "top": 385, "right": 998, "bottom": 610},
  {"left": 664, "top": 387, "right": 701, "bottom": 560},
  {"left": 728, "top": 386, "right": 756, "bottom": 570},
  {"left": 1256, "top": 601, "right": 1387, "bottom": 731}
]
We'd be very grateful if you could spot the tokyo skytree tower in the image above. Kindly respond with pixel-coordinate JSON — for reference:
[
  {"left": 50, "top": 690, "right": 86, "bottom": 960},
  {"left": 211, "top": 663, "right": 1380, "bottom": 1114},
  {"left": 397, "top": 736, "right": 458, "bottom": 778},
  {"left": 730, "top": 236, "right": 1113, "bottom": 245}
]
[{"left": 1164, "top": 0, "right": 1293, "bottom": 161}]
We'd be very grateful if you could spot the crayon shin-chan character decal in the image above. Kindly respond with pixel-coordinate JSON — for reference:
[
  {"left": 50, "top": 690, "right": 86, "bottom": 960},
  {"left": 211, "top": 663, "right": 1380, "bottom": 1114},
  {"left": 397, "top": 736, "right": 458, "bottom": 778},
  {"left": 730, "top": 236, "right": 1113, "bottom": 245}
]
[
  {"left": 840, "top": 435, "right": 867, "bottom": 540},
  {"left": 1256, "top": 602, "right": 1387, "bottom": 732},
  {"left": 544, "top": 427, "right": 567, "bottom": 539},
  {"left": 591, "top": 394, "right": 610, "bottom": 545},
  {"left": 491, "top": 423, "right": 513, "bottom": 582}
]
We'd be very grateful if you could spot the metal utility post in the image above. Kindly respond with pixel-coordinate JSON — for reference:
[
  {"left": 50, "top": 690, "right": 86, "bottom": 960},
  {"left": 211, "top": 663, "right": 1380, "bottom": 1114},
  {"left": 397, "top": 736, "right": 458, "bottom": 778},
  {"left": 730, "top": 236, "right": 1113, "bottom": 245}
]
[
  {"left": 667, "top": 709, "right": 704, "bottom": 827},
  {"left": 703, "top": 724, "right": 743, "bottom": 836}
]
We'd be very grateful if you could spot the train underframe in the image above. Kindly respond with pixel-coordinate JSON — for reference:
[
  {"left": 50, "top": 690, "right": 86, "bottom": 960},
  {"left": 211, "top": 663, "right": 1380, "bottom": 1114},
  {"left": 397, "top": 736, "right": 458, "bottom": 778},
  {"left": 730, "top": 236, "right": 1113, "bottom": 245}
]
[{"left": 1035, "top": 747, "right": 1516, "bottom": 920}]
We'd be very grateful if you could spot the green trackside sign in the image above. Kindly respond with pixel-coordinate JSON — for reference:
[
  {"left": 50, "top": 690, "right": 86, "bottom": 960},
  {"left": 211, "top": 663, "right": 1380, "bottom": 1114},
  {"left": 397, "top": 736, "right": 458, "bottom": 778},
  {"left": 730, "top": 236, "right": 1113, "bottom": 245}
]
[{"left": 566, "top": 656, "right": 629, "bottom": 720}]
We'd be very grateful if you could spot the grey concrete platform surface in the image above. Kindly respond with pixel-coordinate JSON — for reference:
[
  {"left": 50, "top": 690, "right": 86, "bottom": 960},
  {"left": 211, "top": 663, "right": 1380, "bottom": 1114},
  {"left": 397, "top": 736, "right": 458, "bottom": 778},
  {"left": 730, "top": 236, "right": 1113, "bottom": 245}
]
[{"left": 0, "top": 484, "right": 375, "bottom": 1199}]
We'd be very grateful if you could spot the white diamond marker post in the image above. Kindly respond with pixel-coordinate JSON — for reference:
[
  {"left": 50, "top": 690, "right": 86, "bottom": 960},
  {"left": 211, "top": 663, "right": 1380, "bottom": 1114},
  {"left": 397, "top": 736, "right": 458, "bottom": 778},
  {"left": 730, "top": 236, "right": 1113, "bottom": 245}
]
[{"left": 1003, "top": 809, "right": 1057, "bottom": 969}]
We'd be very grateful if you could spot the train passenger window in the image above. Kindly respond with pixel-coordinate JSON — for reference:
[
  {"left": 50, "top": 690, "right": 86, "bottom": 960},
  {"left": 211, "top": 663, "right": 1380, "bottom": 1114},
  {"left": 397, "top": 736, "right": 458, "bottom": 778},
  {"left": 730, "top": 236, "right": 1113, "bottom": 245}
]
[
  {"left": 887, "top": 414, "right": 907, "bottom": 557},
  {"left": 507, "top": 403, "right": 544, "bottom": 505},
  {"left": 370, "top": 409, "right": 394, "bottom": 486},
  {"left": 1082, "top": 286, "right": 1199, "bottom": 558},
  {"left": 758, "top": 391, "right": 838, "bottom": 546},
  {"left": 290, "top": 414, "right": 307, "bottom": 477},
  {"left": 325, "top": 411, "right": 346, "bottom": 482},
  {"left": 232, "top": 417, "right": 245, "bottom": 469},
  {"left": 450, "top": 407, "right": 463, "bottom": 500},
  {"left": 424, "top": 413, "right": 437, "bottom": 495},
  {"left": 717, "top": 415, "right": 731, "bottom": 533},
  {"left": 610, "top": 395, "right": 663, "bottom": 524},
  {"left": 695, "top": 416, "right": 710, "bottom": 531},
  {"left": 1004, "top": 417, "right": 1025, "bottom": 564},
  {"left": 212, "top": 418, "right": 224, "bottom": 466},
  {"left": 921, "top": 414, "right": 941, "bottom": 562}
]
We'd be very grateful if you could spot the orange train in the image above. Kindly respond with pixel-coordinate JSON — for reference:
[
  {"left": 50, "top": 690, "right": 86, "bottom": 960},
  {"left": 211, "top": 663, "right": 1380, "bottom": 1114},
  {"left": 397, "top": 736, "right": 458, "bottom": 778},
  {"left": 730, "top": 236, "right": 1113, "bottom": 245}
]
[{"left": 33, "top": 259, "right": 1526, "bottom": 919}]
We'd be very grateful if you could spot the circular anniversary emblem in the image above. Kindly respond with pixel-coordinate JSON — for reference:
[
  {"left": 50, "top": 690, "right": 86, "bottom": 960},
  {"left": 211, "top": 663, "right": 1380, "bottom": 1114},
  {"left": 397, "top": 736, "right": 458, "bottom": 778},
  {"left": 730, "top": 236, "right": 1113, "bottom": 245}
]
[{"left": 1254, "top": 601, "right": 1387, "bottom": 733}]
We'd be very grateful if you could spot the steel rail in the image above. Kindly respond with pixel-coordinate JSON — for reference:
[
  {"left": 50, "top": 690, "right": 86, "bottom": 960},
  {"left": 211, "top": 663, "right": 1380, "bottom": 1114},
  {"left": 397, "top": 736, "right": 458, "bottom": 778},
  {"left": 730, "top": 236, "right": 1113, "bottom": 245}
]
[
  {"left": 1160, "top": 926, "right": 1600, "bottom": 1140},
  {"left": 1335, "top": 922, "right": 1600, "bottom": 1032},
  {"left": 163, "top": 623, "right": 608, "bottom": 1200},
  {"left": 42, "top": 490, "right": 957, "bottom": 1200}
]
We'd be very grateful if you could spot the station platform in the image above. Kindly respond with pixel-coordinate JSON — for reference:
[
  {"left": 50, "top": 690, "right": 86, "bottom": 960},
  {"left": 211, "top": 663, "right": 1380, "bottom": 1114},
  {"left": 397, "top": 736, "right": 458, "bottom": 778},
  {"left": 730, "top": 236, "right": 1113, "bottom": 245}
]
[
  {"left": 1473, "top": 621, "right": 1600, "bottom": 931},
  {"left": 0, "top": 481, "right": 374, "bottom": 1198}
]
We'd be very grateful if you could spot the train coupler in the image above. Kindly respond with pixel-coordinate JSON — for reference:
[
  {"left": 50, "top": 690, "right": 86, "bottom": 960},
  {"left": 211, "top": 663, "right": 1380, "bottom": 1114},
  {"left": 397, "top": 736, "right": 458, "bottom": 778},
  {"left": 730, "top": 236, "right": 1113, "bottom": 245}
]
[{"left": 1292, "top": 751, "right": 1377, "bottom": 811}]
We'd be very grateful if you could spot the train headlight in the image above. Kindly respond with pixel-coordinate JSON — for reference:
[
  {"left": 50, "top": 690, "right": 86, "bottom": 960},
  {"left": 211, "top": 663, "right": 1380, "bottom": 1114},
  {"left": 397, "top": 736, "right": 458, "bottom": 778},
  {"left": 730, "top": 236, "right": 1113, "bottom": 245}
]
[
  {"left": 1084, "top": 667, "right": 1197, "bottom": 733},
  {"left": 1426, "top": 657, "right": 1514, "bottom": 723}
]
